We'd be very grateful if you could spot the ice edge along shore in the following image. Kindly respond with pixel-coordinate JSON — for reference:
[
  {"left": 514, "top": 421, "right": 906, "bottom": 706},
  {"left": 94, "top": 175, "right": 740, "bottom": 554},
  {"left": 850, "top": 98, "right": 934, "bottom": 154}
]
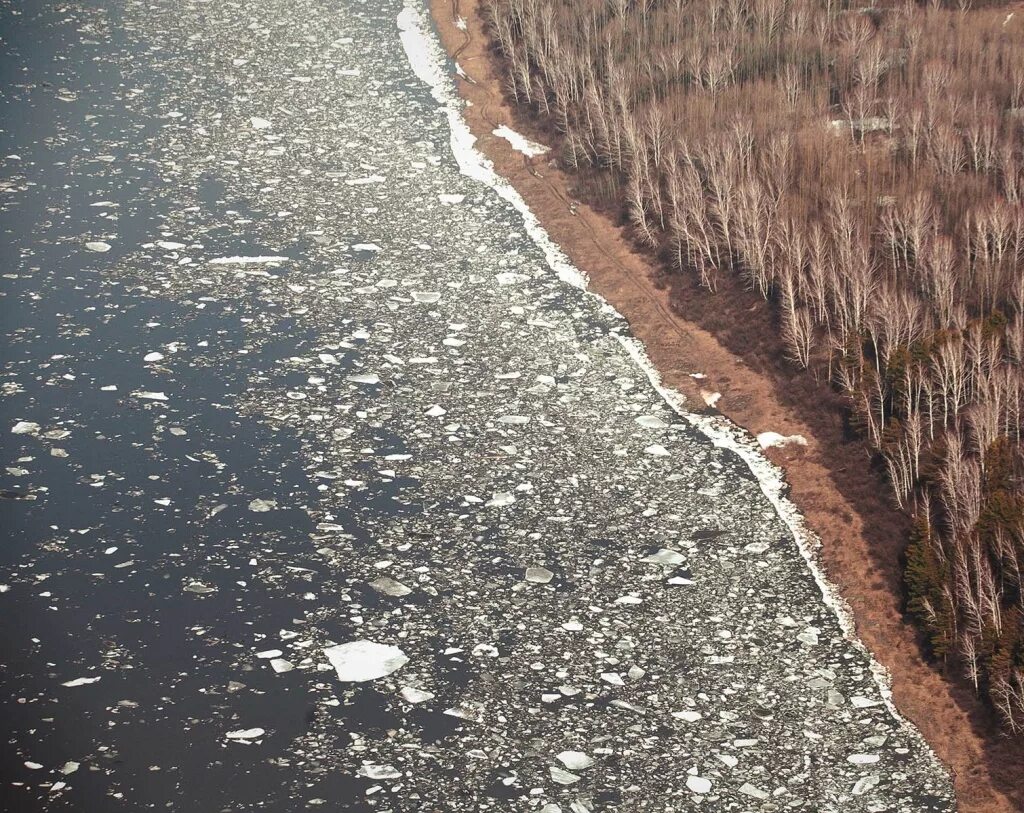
[{"left": 396, "top": 0, "right": 946, "bottom": 770}]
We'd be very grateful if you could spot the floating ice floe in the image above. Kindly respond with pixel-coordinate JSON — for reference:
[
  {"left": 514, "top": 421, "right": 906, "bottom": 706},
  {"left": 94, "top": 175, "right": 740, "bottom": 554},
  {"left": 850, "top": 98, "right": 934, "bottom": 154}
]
[
  {"left": 225, "top": 728, "right": 265, "bottom": 741},
  {"left": 208, "top": 255, "right": 289, "bottom": 265},
  {"left": 143, "top": 352, "right": 165, "bottom": 362},
  {"left": 486, "top": 491, "right": 515, "bottom": 507},
  {"left": 351, "top": 243, "right": 382, "bottom": 252},
  {"left": 641, "top": 548, "right": 685, "bottom": 566},
  {"left": 358, "top": 763, "right": 402, "bottom": 780},
  {"left": 249, "top": 116, "right": 272, "bottom": 130},
  {"left": 369, "top": 577, "right": 412, "bottom": 597},
  {"left": 635, "top": 415, "right": 669, "bottom": 429},
  {"left": 525, "top": 566, "right": 553, "bottom": 584},
  {"left": 85, "top": 241, "right": 112, "bottom": 252},
  {"left": 555, "top": 752, "right": 594, "bottom": 770},
  {"left": 492, "top": 125, "right": 549, "bottom": 157},
  {"left": 61, "top": 677, "right": 101, "bottom": 687},
  {"left": 549, "top": 766, "right": 580, "bottom": 785},
  {"left": 156, "top": 240, "right": 186, "bottom": 250},
  {"left": 133, "top": 391, "right": 169, "bottom": 401},
  {"left": 438, "top": 193, "right": 465, "bottom": 205},
  {"left": 412, "top": 291, "right": 441, "bottom": 303},
  {"left": 323, "top": 640, "right": 409, "bottom": 682},
  {"left": 686, "top": 775, "right": 712, "bottom": 794},
  {"left": 11, "top": 421, "right": 40, "bottom": 435},
  {"left": 347, "top": 372, "right": 380, "bottom": 385},
  {"left": 345, "top": 175, "right": 386, "bottom": 186},
  {"left": 643, "top": 444, "right": 670, "bottom": 457},
  {"left": 399, "top": 686, "right": 435, "bottom": 703},
  {"left": 756, "top": 431, "right": 808, "bottom": 450},
  {"left": 248, "top": 498, "right": 277, "bottom": 512}
]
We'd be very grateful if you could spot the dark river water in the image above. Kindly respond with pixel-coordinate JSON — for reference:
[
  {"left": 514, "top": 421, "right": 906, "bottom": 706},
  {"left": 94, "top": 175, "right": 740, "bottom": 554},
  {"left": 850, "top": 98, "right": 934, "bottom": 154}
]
[{"left": 0, "top": 0, "right": 954, "bottom": 811}]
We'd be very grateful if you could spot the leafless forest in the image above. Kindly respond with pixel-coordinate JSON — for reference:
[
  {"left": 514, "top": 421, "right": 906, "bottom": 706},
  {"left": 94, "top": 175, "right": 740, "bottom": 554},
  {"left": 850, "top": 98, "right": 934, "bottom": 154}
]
[{"left": 481, "top": 0, "right": 1024, "bottom": 731}]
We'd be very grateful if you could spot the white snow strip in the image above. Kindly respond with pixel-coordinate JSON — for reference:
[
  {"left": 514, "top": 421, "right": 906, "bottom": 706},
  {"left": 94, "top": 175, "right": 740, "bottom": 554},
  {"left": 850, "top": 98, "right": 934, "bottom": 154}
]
[
  {"left": 492, "top": 125, "right": 549, "bottom": 157},
  {"left": 397, "top": 0, "right": 944, "bottom": 767},
  {"left": 757, "top": 431, "right": 808, "bottom": 450}
]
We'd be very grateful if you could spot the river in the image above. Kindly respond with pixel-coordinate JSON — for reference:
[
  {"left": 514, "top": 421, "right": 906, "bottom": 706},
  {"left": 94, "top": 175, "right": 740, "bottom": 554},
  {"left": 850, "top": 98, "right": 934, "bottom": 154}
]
[{"left": 0, "top": 0, "right": 955, "bottom": 810}]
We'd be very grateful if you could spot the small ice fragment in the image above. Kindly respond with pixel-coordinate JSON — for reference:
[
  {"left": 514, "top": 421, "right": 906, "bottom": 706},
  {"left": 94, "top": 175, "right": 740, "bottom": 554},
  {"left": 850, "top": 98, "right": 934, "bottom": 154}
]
[
  {"left": 345, "top": 175, "right": 386, "bottom": 186},
  {"left": 256, "top": 649, "right": 283, "bottom": 659},
  {"left": 848, "top": 754, "right": 880, "bottom": 764},
  {"left": 144, "top": 352, "right": 165, "bottom": 362},
  {"left": 156, "top": 241, "right": 186, "bottom": 250},
  {"left": 11, "top": 421, "right": 40, "bottom": 435},
  {"left": 85, "top": 241, "right": 111, "bottom": 252},
  {"left": 347, "top": 373, "right": 381, "bottom": 385},
  {"left": 60, "top": 762, "right": 79, "bottom": 775},
  {"left": 318, "top": 353, "right": 339, "bottom": 365},
  {"left": 425, "top": 405, "right": 446, "bottom": 417},
  {"left": 270, "top": 659, "right": 294, "bottom": 674},
  {"left": 248, "top": 498, "right": 277, "bottom": 512},
  {"left": 412, "top": 291, "right": 441, "bottom": 304},
  {"left": 323, "top": 641, "right": 408, "bottom": 682},
  {"left": 438, "top": 194, "right": 465, "bottom": 205},
  {"left": 635, "top": 415, "right": 669, "bottom": 429},
  {"left": 556, "top": 751, "right": 594, "bottom": 770},
  {"left": 24, "top": 761, "right": 43, "bottom": 770},
  {"left": 399, "top": 686, "right": 435, "bottom": 703},
  {"left": 250, "top": 117, "right": 272, "bottom": 130},
  {"left": 686, "top": 776, "right": 712, "bottom": 794},
  {"left": 644, "top": 444, "right": 670, "bottom": 457},
  {"left": 525, "top": 566, "right": 553, "bottom": 584},
  {"left": 133, "top": 391, "right": 169, "bottom": 401},
  {"left": 351, "top": 243, "right": 382, "bottom": 252},
  {"left": 62, "top": 677, "right": 101, "bottom": 687}
]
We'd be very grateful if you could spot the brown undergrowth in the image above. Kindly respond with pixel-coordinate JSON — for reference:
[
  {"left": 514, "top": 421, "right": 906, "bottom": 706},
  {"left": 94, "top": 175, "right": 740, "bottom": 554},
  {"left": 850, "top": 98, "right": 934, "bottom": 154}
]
[{"left": 428, "top": 0, "right": 1024, "bottom": 809}]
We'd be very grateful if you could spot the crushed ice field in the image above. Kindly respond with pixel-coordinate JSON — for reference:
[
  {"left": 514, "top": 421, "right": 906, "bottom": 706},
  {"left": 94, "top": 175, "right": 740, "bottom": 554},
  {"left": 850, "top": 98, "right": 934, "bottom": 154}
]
[{"left": 0, "top": 0, "right": 955, "bottom": 810}]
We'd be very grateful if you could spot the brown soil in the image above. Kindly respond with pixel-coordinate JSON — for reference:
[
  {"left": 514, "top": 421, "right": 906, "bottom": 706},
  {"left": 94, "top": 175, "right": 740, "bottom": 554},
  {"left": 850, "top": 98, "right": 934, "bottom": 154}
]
[{"left": 427, "top": 0, "right": 1024, "bottom": 810}]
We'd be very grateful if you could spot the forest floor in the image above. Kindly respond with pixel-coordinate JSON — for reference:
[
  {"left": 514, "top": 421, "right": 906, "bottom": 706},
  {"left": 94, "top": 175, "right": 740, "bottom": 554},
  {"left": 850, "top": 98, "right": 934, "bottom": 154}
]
[{"left": 428, "top": 0, "right": 1024, "bottom": 810}]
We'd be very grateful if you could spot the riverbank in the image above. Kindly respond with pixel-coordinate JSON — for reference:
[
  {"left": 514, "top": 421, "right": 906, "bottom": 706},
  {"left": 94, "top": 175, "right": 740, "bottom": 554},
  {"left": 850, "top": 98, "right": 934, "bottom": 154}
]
[{"left": 427, "top": 0, "right": 1024, "bottom": 810}]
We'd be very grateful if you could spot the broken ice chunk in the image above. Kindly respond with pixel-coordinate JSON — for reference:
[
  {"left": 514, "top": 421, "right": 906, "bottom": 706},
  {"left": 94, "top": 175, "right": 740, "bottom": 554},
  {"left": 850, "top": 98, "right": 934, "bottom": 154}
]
[
  {"left": 486, "top": 492, "right": 515, "bottom": 508},
  {"left": 412, "top": 291, "right": 441, "bottom": 304},
  {"left": 686, "top": 776, "right": 712, "bottom": 794},
  {"left": 11, "top": 421, "right": 41, "bottom": 435},
  {"left": 347, "top": 373, "right": 381, "bottom": 385},
  {"left": 85, "top": 241, "right": 112, "bottom": 252},
  {"left": 248, "top": 498, "right": 277, "bottom": 512},
  {"left": 635, "top": 415, "right": 669, "bottom": 429},
  {"left": 250, "top": 117, "right": 272, "bottom": 130},
  {"left": 323, "top": 641, "right": 408, "bottom": 682}
]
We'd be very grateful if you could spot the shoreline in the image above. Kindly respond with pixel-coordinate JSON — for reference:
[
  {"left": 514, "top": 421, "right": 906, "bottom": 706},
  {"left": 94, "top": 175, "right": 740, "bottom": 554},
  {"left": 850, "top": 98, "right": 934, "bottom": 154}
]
[{"left": 425, "top": 0, "right": 1024, "bottom": 810}]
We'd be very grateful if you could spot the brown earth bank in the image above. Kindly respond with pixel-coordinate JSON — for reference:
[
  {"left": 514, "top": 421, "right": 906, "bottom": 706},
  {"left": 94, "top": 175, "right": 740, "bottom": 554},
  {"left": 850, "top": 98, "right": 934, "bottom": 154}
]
[{"left": 426, "top": 0, "right": 1024, "bottom": 810}]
